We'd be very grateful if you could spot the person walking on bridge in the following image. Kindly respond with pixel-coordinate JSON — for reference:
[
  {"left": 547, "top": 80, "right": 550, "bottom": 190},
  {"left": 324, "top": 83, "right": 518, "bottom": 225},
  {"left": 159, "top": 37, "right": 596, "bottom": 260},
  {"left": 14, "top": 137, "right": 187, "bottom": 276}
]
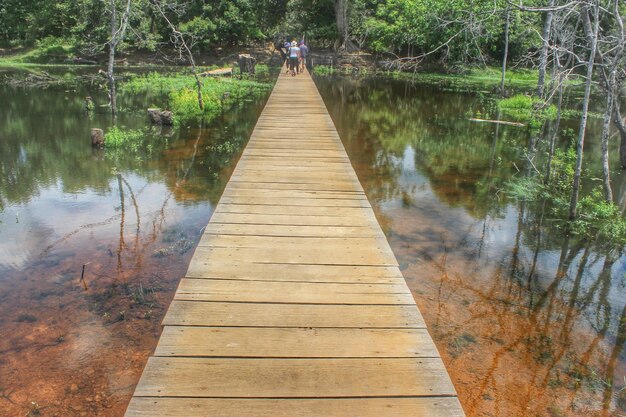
[
  {"left": 288, "top": 41, "right": 301, "bottom": 76},
  {"left": 298, "top": 40, "right": 309, "bottom": 73}
]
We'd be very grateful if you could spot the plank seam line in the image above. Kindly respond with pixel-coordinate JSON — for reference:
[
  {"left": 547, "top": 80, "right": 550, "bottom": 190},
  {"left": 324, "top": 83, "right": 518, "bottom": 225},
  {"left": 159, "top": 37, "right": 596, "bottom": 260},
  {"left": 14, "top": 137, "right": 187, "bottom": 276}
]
[
  {"left": 172, "top": 300, "right": 415, "bottom": 306},
  {"left": 181, "top": 278, "right": 405, "bottom": 285},
  {"left": 161, "top": 325, "right": 427, "bottom": 330},
  {"left": 129, "top": 395, "right": 459, "bottom": 400},
  {"left": 159, "top": 325, "right": 426, "bottom": 329},
  {"left": 207, "top": 222, "right": 373, "bottom": 228},
  {"left": 204, "top": 224, "right": 379, "bottom": 228},
  {"left": 201, "top": 233, "right": 382, "bottom": 239},
  {"left": 151, "top": 356, "right": 444, "bottom": 360},
  {"left": 241, "top": 262, "right": 399, "bottom": 267}
]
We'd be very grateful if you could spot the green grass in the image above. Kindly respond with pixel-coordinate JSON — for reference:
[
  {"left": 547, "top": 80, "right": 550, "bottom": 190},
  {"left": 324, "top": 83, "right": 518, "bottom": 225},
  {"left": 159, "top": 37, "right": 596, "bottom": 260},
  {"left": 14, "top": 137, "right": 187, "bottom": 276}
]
[
  {"left": 104, "top": 126, "right": 145, "bottom": 150},
  {"left": 103, "top": 126, "right": 168, "bottom": 160},
  {"left": 0, "top": 36, "right": 75, "bottom": 66},
  {"left": 122, "top": 72, "right": 272, "bottom": 126},
  {"left": 498, "top": 94, "right": 557, "bottom": 128}
]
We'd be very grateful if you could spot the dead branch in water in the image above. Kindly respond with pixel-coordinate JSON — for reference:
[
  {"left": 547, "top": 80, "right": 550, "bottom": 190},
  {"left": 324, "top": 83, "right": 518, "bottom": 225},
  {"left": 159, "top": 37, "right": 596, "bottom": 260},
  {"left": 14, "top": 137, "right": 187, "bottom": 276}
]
[{"left": 468, "top": 118, "right": 526, "bottom": 127}]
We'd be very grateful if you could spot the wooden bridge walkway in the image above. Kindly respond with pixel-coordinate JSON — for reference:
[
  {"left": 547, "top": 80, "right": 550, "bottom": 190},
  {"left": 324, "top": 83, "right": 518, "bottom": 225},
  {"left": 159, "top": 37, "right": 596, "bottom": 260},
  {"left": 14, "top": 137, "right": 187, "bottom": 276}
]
[{"left": 125, "top": 69, "right": 465, "bottom": 416}]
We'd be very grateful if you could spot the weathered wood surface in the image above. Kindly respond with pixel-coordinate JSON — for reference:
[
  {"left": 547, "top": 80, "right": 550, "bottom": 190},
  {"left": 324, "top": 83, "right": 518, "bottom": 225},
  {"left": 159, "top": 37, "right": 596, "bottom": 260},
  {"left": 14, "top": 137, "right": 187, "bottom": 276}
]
[{"left": 125, "top": 69, "right": 465, "bottom": 416}]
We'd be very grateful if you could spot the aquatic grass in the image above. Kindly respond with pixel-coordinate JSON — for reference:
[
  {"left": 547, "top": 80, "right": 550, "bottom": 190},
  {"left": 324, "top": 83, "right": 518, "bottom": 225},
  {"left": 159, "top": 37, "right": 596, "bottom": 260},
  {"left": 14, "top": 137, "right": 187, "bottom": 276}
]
[
  {"left": 121, "top": 72, "right": 271, "bottom": 126},
  {"left": 313, "top": 65, "right": 337, "bottom": 76},
  {"left": 104, "top": 126, "right": 145, "bottom": 150},
  {"left": 498, "top": 94, "right": 557, "bottom": 128}
]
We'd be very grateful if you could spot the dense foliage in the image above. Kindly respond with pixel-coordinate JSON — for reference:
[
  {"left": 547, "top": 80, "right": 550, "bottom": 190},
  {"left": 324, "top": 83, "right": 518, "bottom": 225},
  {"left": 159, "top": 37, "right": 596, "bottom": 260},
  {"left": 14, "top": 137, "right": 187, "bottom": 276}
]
[{"left": 0, "top": 0, "right": 551, "bottom": 67}]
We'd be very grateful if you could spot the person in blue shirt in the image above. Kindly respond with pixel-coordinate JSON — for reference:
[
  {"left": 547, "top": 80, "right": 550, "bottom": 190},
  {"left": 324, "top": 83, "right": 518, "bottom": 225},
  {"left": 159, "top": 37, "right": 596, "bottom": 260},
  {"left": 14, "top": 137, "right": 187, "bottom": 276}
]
[{"left": 298, "top": 41, "right": 309, "bottom": 72}]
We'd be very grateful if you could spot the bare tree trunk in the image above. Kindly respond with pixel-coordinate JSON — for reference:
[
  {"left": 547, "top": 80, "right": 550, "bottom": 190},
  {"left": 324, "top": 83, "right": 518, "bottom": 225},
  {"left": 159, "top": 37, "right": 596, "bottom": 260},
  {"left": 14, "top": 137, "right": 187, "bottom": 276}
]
[
  {"left": 545, "top": 73, "right": 564, "bottom": 183},
  {"left": 334, "top": 0, "right": 349, "bottom": 51},
  {"left": 537, "top": 0, "right": 555, "bottom": 98},
  {"left": 570, "top": 3, "right": 599, "bottom": 220},
  {"left": 600, "top": 70, "right": 616, "bottom": 201},
  {"left": 106, "top": 0, "right": 132, "bottom": 117},
  {"left": 500, "top": 6, "right": 511, "bottom": 97},
  {"left": 107, "top": 0, "right": 118, "bottom": 116},
  {"left": 615, "top": 99, "right": 626, "bottom": 169}
]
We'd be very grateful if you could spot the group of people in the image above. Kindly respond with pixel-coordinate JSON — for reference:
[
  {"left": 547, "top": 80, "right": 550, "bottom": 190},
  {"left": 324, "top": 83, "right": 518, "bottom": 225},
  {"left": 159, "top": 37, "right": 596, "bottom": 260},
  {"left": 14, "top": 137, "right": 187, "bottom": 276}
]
[{"left": 278, "top": 39, "right": 309, "bottom": 76}]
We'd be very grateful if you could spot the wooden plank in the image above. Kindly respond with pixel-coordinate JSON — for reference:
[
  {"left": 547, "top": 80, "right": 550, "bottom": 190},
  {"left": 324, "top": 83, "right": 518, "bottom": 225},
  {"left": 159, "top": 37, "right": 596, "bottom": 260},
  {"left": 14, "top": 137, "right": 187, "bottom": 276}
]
[
  {"left": 186, "top": 245, "right": 397, "bottom": 266},
  {"left": 225, "top": 181, "right": 361, "bottom": 191},
  {"left": 154, "top": 327, "right": 439, "bottom": 358},
  {"left": 185, "top": 261, "right": 405, "bottom": 283},
  {"left": 163, "top": 301, "right": 425, "bottom": 328},
  {"left": 132, "top": 357, "right": 457, "bottom": 397},
  {"left": 214, "top": 205, "right": 372, "bottom": 216},
  {"left": 174, "top": 278, "right": 414, "bottom": 305},
  {"left": 215, "top": 196, "right": 370, "bottom": 208},
  {"left": 126, "top": 397, "right": 465, "bottom": 417},
  {"left": 202, "top": 223, "right": 382, "bottom": 239},
  {"left": 197, "top": 235, "right": 395, "bottom": 256},
  {"left": 208, "top": 212, "right": 375, "bottom": 227},
  {"left": 218, "top": 190, "right": 368, "bottom": 201}
]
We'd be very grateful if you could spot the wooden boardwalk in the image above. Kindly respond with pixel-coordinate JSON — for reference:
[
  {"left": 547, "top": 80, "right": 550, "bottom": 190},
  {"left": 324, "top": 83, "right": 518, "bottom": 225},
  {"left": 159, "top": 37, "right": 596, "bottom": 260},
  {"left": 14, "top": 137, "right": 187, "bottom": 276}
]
[{"left": 125, "top": 70, "right": 465, "bottom": 417}]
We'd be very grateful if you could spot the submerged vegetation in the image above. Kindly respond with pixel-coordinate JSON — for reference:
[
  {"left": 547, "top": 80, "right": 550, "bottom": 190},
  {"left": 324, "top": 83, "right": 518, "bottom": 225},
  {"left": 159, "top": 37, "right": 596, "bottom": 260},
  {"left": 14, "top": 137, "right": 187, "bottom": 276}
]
[{"left": 506, "top": 147, "right": 626, "bottom": 245}]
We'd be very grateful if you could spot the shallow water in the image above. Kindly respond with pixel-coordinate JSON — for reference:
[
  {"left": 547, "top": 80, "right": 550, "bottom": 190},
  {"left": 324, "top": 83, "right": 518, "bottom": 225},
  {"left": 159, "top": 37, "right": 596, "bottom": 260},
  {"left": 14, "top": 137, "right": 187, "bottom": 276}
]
[
  {"left": 0, "top": 76, "right": 269, "bottom": 416},
  {"left": 314, "top": 75, "right": 626, "bottom": 416},
  {"left": 1, "top": 69, "right": 625, "bottom": 417}
]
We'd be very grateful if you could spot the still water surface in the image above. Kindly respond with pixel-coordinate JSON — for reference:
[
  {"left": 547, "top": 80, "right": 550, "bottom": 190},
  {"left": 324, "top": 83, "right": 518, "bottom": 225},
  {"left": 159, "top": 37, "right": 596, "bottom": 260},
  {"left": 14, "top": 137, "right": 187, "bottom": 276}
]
[
  {"left": 0, "top": 70, "right": 625, "bottom": 416},
  {"left": 0, "top": 74, "right": 269, "bottom": 416},
  {"left": 315, "top": 75, "right": 626, "bottom": 417}
]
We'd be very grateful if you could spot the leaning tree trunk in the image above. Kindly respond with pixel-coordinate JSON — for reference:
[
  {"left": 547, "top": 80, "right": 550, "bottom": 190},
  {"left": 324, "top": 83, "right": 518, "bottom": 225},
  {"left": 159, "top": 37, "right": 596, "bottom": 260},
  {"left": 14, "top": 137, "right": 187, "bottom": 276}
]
[
  {"left": 537, "top": 0, "right": 555, "bottom": 98},
  {"left": 570, "top": 3, "right": 599, "bottom": 220},
  {"left": 500, "top": 6, "right": 511, "bottom": 97}
]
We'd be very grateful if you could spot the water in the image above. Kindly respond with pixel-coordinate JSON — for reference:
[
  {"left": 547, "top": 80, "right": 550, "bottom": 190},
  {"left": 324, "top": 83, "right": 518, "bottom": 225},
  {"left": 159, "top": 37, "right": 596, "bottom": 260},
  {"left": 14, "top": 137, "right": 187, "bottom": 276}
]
[
  {"left": 0, "top": 75, "right": 269, "bottom": 416},
  {"left": 1, "top": 69, "right": 625, "bottom": 417},
  {"left": 314, "top": 75, "right": 626, "bottom": 417}
]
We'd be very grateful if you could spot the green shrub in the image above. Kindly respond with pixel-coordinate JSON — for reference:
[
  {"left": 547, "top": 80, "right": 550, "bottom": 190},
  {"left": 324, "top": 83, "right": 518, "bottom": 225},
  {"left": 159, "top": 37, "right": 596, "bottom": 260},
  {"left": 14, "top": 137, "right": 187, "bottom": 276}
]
[{"left": 313, "top": 66, "right": 336, "bottom": 76}]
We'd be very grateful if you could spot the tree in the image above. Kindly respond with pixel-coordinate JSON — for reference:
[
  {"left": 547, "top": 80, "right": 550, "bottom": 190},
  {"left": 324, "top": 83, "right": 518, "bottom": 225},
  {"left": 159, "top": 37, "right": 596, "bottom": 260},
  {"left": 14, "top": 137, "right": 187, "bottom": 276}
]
[
  {"left": 106, "top": 0, "right": 132, "bottom": 117},
  {"left": 569, "top": 1, "right": 599, "bottom": 219},
  {"left": 152, "top": 0, "right": 204, "bottom": 110},
  {"left": 536, "top": 0, "right": 555, "bottom": 98}
]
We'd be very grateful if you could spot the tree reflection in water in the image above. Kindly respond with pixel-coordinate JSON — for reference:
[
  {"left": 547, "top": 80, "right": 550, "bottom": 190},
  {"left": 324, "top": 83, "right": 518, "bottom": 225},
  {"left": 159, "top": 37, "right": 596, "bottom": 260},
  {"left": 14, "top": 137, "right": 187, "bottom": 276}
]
[
  {"left": 315, "top": 74, "right": 626, "bottom": 416},
  {"left": 0, "top": 78, "right": 269, "bottom": 416}
]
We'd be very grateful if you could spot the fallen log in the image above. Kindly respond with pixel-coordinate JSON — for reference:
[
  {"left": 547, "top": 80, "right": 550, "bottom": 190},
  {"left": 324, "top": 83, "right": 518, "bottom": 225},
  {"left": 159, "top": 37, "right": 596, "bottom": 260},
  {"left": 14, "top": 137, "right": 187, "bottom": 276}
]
[
  {"left": 468, "top": 118, "right": 526, "bottom": 127},
  {"left": 200, "top": 68, "right": 233, "bottom": 77}
]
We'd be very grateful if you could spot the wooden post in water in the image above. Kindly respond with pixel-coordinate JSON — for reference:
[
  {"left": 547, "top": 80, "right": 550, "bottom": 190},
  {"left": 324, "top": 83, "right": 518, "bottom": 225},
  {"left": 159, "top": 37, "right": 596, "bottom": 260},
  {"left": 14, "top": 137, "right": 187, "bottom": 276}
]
[
  {"left": 238, "top": 54, "right": 257, "bottom": 75},
  {"left": 91, "top": 128, "right": 104, "bottom": 147}
]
